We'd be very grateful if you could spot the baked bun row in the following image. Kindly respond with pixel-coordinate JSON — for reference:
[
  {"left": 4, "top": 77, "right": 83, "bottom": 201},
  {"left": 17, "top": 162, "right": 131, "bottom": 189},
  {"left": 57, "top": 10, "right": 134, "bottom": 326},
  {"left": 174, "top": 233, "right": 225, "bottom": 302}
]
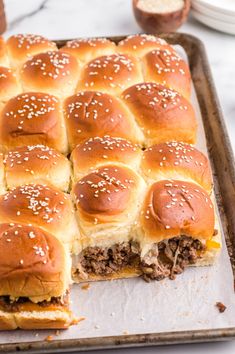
[
  {"left": 0, "top": 86, "right": 197, "bottom": 154},
  {"left": 0, "top": 33, "right": 191, "bottom": 104},
  {"left": 0, "top": 139, "right": 212, "bottom": 194}
]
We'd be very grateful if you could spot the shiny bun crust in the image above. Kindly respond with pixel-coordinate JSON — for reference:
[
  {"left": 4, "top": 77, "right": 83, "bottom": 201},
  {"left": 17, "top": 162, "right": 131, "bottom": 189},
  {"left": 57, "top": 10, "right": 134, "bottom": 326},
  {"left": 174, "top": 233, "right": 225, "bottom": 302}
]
[
  {"left": 0, "top": 67, "right": 21, "bottom": 104},
  {"left": 4, "top": 145, "right": 71, "bottom": 192},
  {"left": 73, "top": 165, "right": 141, "bottom": 216},
  {"left": 0, "top": 37, "right": 9, "bottom": 67},
  {"left": 143, "top": 49, "right": 191, "bottom": 99},
  {"left": 0, "top": 92, "right": 68, "bottom": 154},
  {"left": 122, "top": 83, "right": 197, "bottom": 145},
  {"left": 63, "top": 91, "right": 144, "bottom": 150},
  {"left": 0, "top": 223, "right": 70, "bottom": 302},
  {"left": 20, "top": 51, "right": 80, "bottom": 98},
  {"left": 118, "top": 34, "right": 173, "bottom": 57},
  {"left": 0, "top": 152, "right": 5, "bottom": 194},
  {"left": 62, "top": 37, "right": 116, "bottom": 63},
  {"left": 0, "top": 184, "right": 79, "bottom": 249},
  {"left": 6, "top": 34, "right": 57, "bottom": 70},
  {"left": 77, "top": 54, "right": 143, "bottom": 95},
  {"left": 141, "top": 141, "right": 213, "bottom": 193},
  {"left": 73, "top": 165, "right": 146, "bottom": 248},
  {"left": 71, "top": 136, "right": 142, "bottom": 180},
  {"left": 140, "top": 180, "right": 215, "bottom": 243}
]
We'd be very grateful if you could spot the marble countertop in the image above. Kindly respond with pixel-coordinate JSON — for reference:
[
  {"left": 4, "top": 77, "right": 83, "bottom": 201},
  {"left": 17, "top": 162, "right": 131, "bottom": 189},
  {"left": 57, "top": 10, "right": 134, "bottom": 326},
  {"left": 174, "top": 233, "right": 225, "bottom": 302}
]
[{"left": 2, "top": 1, "right": 235, "bottom": 353}]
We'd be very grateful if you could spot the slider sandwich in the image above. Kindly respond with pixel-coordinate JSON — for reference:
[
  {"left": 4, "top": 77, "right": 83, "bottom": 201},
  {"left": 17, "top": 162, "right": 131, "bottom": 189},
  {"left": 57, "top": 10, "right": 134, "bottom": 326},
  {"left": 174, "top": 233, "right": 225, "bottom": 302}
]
[
  {"left": 136, "top": 180, "right": 221, "bottom": 281},
  {"left": 0, "top": 223, "right": 76, "bottom": 330}
]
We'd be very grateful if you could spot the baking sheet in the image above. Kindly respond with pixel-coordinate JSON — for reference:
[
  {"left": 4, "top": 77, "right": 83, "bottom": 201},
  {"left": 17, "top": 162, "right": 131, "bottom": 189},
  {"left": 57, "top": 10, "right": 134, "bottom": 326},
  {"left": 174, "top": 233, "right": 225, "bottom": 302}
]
[{"left": 1, "top": 43, "right": 235, "bottom": 346}]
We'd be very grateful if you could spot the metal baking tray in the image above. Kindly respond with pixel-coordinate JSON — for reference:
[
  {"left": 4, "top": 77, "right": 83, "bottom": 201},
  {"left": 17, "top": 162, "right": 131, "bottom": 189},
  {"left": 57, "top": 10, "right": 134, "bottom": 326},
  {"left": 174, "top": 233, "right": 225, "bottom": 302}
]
[{"left": 1, "top": 32, "right": 235, "bottom": 353}]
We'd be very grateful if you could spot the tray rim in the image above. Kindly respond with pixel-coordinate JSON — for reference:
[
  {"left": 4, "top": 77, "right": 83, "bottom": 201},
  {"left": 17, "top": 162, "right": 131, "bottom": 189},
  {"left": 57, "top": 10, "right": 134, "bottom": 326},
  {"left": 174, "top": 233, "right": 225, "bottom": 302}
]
[{"left": 1, "top": 32, "right": 235, "bottom": 353}]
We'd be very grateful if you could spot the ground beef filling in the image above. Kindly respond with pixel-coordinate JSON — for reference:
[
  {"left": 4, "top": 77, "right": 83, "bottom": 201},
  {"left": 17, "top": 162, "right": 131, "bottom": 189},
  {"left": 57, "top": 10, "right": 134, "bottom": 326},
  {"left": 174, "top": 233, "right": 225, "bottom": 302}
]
[
  {"left": 78, "top": 242, "right": 140, "bottom": 276},
  {"left": 0, "top": 292, "right": 69, "bottom": 313},
  {"left": 77, "top": 237, "right": 204, "bottom": 280},
  {"left": 141, "top": 236, "right": 204, "bottom": 282}
]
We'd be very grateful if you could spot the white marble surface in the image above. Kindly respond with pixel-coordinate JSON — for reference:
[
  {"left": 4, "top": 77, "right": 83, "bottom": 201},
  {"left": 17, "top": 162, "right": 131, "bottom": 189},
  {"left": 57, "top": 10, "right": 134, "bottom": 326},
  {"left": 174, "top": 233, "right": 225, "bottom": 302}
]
[{"left": 2, "top": 0, "right": 235, "bottom": 353}]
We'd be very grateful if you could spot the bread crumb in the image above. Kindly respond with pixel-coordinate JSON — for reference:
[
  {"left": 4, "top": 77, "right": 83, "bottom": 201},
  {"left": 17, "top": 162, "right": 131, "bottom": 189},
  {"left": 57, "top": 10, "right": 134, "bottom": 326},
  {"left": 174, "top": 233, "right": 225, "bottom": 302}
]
[
  {"left": 75, "top": 316, "right": 86, "bottom": 324},
  {"left": 45, "top": 335, "right": 53, "bottom": 342},
  {"left": 55, "top": 330, "right": 60, "bottom": 336},
  {"left": 215, "top": 302, "right": 226, "bottom": 313},
  {"left": 123, "top": 331, "right": 129, "bottom": 335},
  {"left": 81, "top": 283, "right": 90, "bottom": 290}
]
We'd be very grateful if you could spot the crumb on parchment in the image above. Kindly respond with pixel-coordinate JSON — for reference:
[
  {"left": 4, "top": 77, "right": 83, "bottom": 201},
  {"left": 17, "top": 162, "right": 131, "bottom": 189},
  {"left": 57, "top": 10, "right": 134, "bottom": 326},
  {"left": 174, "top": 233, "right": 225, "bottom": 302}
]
[
  {"left": 45, "top": 335, "right": 53, "bottom": 342},
  {"left": 81, "top": 283, "right": 90, "bottom": 290},
  {"left": 215, "top": 302, "right": 226, "bottom": 313}
]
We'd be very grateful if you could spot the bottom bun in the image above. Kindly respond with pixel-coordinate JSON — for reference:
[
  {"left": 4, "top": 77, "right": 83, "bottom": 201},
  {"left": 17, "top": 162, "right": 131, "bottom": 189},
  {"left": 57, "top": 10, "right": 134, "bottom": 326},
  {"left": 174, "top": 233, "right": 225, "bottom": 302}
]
[
  {"left": 72, "top": 265, "right": 141, "bottom": 283},
  {"left": 0, "top": 309, "right": 76, "bottom": 330}
]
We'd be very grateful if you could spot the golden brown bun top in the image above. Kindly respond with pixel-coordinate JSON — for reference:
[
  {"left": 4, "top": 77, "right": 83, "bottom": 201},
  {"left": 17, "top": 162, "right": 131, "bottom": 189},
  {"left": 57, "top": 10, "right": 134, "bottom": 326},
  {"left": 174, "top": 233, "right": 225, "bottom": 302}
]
[
  {"left": 143, "top": 48, "right": 191, "bottom": 98},
  {"left": 71, "top": 136, "right": 142, "bottom": 177},
  {"left": 7, "top": 34, "right": 57, "bottom": 65},
  {"left": 141, "top": 180, "right": 215, "bottom": 242},
  {"left": 0, "top": 92, "right": 63, "bottom": 150},
  {"left": 0, "top": 183, "right": 71, "bottom": 227},
  {"left": 142, "top": 141, "right": 213, "bottom": 192},
  {"left": 62, "top": 37, "right": 116, "bottom": 63},
  {"left": 123, "top": 82, "right": 185, "bottom": 110},
  {"left": 78, "top": 53, "right": 143, "bottom": 94},
  {"left": 21, "top": 50, "right": 79, "bottom": 89},
  {"left": 144, "top": 48, "right": 189, "bottom": 78},
  {"left": 122, "top": 82, "right": 196, "bottom": 144},
  {"left": 1, "top": 91, "right": 59, "bottom": 121},
  {"left": 118, "top": 34, "right": 172, "bottom": 57},
  {"left": 64, "top": 91, "right": 143, "bottom": 148},
  {"left": 4, "top": 144, "right": 68, "bottom": 173},
  {"left": 0, "top": 223, "right": 67, "bottom": 298},
  {"left": 73, "top": 165, "right": 140, "bottom": 216}
]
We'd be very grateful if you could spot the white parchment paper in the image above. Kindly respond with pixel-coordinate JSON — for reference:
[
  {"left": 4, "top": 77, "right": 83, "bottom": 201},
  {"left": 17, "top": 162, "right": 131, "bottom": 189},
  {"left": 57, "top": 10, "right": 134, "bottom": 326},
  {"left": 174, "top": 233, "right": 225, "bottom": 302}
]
[{"left": 1, "top": 45, "right": 235, "bottom": 344}]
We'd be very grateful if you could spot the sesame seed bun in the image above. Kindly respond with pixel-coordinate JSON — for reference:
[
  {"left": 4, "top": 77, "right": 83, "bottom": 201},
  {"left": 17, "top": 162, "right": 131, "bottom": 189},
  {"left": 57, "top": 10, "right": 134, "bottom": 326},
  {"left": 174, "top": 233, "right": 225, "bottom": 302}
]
[
  {"left": 0, "top": 223, "right": 71, "bottom": 302},
  {"left": 72, "top": 165, "right": 146, "bottom": 249},
  {"left": 0, "top": 184, "right": 79, "bottom": 251},
  {"left": 118, "top": 34, "right": 173, "bottom": 57},
  {"left": 63, "top": 91, "right": 144, "bottom": 150},
  {"left": 0, "top": 223, "right": 75, "bottom": 330},
  {"left": 0, "top": 92, "right": 68, "bottom": 154},
  {"left": 77, "top": 54, "right": 143, "bottom": 95},
  {"left": 122, "top": 82, "right": 197, "bottom": 146},
  {"left": 6, "top": 34, "right": 57, "bottom": 70},
  {"left": 143, "top": 49, "right": 191, "bottom": 99},
  {"left": 141, "top": 142, "right": 213, "bottom": 193},
  {"left": 138, "top": 180, "right": 215, "bottom": 244},
  {"left": 20, "top": 51, "right": 80, "bottom": 98},
  {"left": 0, "top": 66, "right": 21, "bottom": 105},
  {"left": 71, "top": 136, "right": 142, "bottom": 181},
  {"left": 4, "top": 145, "right": 71, "bottom": 192},
  {"left": 62, "top": 37, "right": 116, "bottom": 64}
]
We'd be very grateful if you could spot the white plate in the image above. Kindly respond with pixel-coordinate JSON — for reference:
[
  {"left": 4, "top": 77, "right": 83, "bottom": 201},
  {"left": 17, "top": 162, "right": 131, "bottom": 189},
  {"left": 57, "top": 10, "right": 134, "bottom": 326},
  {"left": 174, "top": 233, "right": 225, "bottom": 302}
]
[
  {"left": 192, "top": 1, "right": 235, "bottom": 24},
  {"left": 192, "top": 0, "right": 235, "bottom": 16},
  {"left": 192, "top": 9, "right": 235, "bottom": 35}
]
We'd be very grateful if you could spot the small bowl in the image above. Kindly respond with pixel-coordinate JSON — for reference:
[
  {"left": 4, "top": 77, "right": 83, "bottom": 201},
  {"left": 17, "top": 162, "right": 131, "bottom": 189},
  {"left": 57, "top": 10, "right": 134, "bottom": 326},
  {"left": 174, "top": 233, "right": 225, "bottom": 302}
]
[{"left": 132, "top": 0, "right": 191, "bottom": 33}]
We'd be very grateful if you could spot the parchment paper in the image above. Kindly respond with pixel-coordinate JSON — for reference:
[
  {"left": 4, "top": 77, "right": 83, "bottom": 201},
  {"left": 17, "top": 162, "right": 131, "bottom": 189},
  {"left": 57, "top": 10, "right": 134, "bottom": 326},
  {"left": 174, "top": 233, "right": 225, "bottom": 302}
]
[{"left": 1, "top": 45, "right": 235, "bottom": 344}]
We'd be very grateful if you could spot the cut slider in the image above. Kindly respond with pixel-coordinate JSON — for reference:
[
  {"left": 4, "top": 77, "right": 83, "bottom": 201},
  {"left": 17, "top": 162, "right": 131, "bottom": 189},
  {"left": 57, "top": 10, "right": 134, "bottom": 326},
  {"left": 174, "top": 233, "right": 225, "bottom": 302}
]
[{"left": 0, "top": 223, "right": 76, "bottom": 330}]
